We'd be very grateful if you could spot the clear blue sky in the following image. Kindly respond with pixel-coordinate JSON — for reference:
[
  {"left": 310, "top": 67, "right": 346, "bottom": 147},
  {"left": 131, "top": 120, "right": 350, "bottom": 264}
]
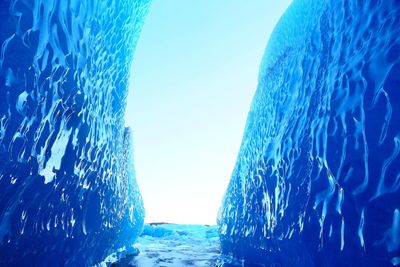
[{"left": 125, "top": 0, "right": 292, "bottom": 225}]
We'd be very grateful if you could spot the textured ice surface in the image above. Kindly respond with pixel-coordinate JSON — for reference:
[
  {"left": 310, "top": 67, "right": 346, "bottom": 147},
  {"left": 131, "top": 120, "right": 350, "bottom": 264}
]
[
  {"left": 103, "top": 224, "right": 221, "bottom": 267},
  {"left": 218, "top": 0, "right": 400, "bottom": 266},
  {"left": 0, "top": 0, "right": 149, "bottom": 265}
]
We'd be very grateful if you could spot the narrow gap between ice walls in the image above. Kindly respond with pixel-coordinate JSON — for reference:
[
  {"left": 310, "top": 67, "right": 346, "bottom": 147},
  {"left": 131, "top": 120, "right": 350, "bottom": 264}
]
[{"left": 0, "top": 0, "right": 399, "bottom": 266}]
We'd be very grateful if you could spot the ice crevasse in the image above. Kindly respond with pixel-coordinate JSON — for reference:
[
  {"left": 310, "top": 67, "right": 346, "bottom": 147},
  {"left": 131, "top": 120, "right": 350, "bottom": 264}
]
[
  {"left": 0, "top": 0, "right": 400, "bottom": 266},
  {"left": 218, "top": 0, "right": 400, "bottom": 266},
  {"left": 0, "top": 0, "right": 149, "bottom": 266}
]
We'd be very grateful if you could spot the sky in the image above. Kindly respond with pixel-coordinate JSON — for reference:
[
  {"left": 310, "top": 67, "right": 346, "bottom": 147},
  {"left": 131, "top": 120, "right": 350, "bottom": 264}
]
[{"left": 125, "top": 0, "right": 292, "bottom": 225}]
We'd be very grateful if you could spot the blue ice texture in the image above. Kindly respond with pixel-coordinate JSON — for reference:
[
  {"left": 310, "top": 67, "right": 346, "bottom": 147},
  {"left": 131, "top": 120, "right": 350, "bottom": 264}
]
[
  {"left": 218, "top": 0, "right": 400, "bottom": 266},
  {"left": 0, "top": 0, "right": 150, "bottom": 266},
  {"left": 1, "top": 0, "right": 400, "bottom": 266}
]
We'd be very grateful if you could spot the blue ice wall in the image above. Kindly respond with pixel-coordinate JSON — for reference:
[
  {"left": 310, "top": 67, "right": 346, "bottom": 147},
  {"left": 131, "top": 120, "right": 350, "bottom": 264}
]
[
  {"left": 218, "top": 0, "right": 400, "bottom": 266},
  {"left": 0, "top": 0, "right": 149, "bottom": 265}
]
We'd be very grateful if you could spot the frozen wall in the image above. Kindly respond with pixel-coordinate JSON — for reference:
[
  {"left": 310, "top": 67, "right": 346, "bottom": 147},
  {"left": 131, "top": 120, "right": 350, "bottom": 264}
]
[
  {"left": 0, "top": 0, "right": 149, "bottom": 266},
  {"left": 218, "top": 0, "right": 400, "bottom": 266}
]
